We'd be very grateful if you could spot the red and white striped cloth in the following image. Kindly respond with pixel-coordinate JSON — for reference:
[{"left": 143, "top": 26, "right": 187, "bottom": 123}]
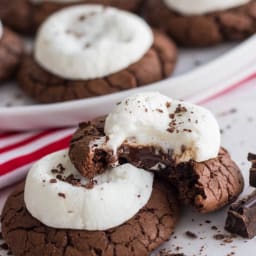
[{"left": 1, "top": 71, "right": 256, "bottom": 189}]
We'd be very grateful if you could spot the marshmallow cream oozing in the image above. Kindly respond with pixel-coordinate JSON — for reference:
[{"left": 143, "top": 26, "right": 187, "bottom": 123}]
[
  {"left": 0, "top": 20, "right": 3, "bottom": 40},
  {"left": 105, "top": 92, "right": 221, "bottom": 163},
  {"left": 35, "top": 5, "right": 153, "bottom": 80},
  {"left": 24, "top": 149, "right": 153, "bottom": 230},
  {"left": 163, "top": 0, "right": 250, "bottom": 15}
]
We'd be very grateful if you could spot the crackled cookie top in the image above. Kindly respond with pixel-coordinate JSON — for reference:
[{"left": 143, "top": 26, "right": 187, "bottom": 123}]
[
  {"left": 24, "top": 149, "right": 153, "bottom": 230},
  {"left": 34, "top": 5, "right": 153, "bottom": 80},
  {"left": 105, "top": 92, "right": 221, "bottom": 163},
  {"left": 163, "top": 0, "right": 250, "bottom": 15}
]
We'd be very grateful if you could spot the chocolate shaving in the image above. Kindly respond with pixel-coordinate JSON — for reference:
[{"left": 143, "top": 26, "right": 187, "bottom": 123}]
[
  {"left": 58, "top": 193, "right": 66, "bottom": 199},
  {"left": 185, "top": 231, "right": 197, "bottom": 239}
]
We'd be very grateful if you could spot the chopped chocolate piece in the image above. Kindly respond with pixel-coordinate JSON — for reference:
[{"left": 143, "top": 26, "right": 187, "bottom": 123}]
[
  {"left": 225, "top": 190, "right": 256, "bottom": 239},
  {"left": 58, "top": 193, "right": 66, "bottom": 199},
  {"left": 49, "top": 179, "right": 57, "bottom": 183},
  {"left": 213, "top": 234, "right": 225, "bottom": 240},
  {"left": 0, "top": 243, "right": 9, "bottom": 250},
  {"left": 185, "top": 231, "right": 197, "bottom": 239},
  {"left": 248, "top": 153, "right": 256, "bottom": 187}
]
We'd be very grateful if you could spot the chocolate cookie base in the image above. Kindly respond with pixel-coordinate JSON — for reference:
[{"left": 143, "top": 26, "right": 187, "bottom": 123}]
[
  {"left": 69, "top": 117, "right": 244, "bottom": 213},
  {"left": 0, "top": 0, "right": 145, "bottom": 34},
  {"left": 1, "top": 180, "right": 179, "bottom": 256},
  {"left": 144, "top": 0, "right": 256, "bottom": 47},
  {"left": 18, "top": 30, "right": 177, "bottom": 103},
  {"left": 0, "top": 27, "right": 24, "bottom": 81}
]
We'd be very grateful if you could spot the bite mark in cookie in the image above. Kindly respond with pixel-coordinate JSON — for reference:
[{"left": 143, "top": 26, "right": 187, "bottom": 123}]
[
  {"left": 69, "top": 92, "right": 221, "bottom": 178},
  {"left": 69, "top": 92, "right": 244, "bottom": 213},
  {"left": 69, "top": 117, "right": 244, "bottom": 213}
]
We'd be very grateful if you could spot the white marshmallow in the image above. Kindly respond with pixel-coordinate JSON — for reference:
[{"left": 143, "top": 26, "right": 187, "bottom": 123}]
[
  {"left": 34, "top": 5, "right": 153, "bottom": 80},
  {"left": 0, "top": 20, "right": 3, "bottom": 40},
  {"left": 105, "top": 92, "right": 221, "bottom": 163},
  {"left": 24, "top": 149, "right": 153, "bottom": 231},
  {"left": 163, "top": 0, "right": 250, "bottom": 15}
]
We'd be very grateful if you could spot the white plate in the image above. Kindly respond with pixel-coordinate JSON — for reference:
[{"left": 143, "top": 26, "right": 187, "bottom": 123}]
[
  {"left": 1, "top": 35, "right": 256, "bottom": 131},
  {"left": 1, "top": 79, "right": 256, "bottom": 255}
]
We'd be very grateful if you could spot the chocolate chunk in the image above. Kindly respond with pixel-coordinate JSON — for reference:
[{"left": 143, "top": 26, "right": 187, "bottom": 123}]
[
  {"left": 248, "top": 153, "right": 256, "bottom": 187},
  {"left": 69, "top": 117, "right": 244, "bottom": 213},
  {"left": 225, "top": 190, "right": 256, "bottom": 239}
]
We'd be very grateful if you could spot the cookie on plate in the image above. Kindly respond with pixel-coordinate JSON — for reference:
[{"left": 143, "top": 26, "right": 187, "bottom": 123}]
[
  {"left": 144, "top": 0, "right": 256, "bottom": 47},
  {"left": 1, "top": 150, "right": 179, "bottom": 256},
  {"left": 18, "top": 5, "right": 177, "bottom": 103},
  {"left": 0, "top": 21, "right": 24, "bottom": 81},
  {"left": 0, "top": 0, "right": 144, "bottom": 34},
  {"left": 69, "top": 92, "right": 244, "bottom": 213}
]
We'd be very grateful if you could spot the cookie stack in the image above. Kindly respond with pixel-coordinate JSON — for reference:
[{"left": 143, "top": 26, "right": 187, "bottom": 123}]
[{"left": 1, "top": 92, "right": 244, "bottom": 256}]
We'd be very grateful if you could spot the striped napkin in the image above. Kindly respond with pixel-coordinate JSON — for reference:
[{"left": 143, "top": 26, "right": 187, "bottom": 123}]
[{"left": 0, "top": 70, "right": 256, "bottom": 189}]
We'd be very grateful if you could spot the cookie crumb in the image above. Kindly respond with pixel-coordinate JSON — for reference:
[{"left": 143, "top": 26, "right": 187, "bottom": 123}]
[
  {"left": 185, "top": 231, "right": 198, "bottom": 239},
  {"left": 58, "top": 193, "right": 66, "bottom": 199},
  {"left": 166, "top": 102, "right": 171, "bottom": 108},
  {"left": 213, "top": 234, "right": 225, "bottom": 240}
]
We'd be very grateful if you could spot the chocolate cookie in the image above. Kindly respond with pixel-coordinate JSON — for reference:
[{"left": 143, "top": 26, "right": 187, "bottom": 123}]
[
  {"left": 144, "top": 0, "right": 256, "bottom": 47},
  {"left": 69, "top": 117, "right": 244, "bottom": 213},
  {"left": 0, "top": 0, "right": 144, "bottom": 34},
  {"left": 18, "top": 30, "right": 177, "bottom": 103},
  {"left": 1, "top": 179, "right": 179, "bottom": 256},
  {"left": 0, "top": 27, "right": 24, "bottom": 81}
]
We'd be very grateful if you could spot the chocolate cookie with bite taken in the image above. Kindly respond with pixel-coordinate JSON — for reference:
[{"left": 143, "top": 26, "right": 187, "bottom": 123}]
[
  {"left": 144, "top": 0, "right": 256, "bottom": 47},
  {"left": 18, "top": 5, "right": 177, "bottom": 103},
  {"left": 0, "top": 22, "right": 24, "bottom": 81},
  {"left": 0, "top": 0, "right": 145, "bottom": 34},
  {"left": 69, "top": 92, "right": 244, "bottom": 213}
]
